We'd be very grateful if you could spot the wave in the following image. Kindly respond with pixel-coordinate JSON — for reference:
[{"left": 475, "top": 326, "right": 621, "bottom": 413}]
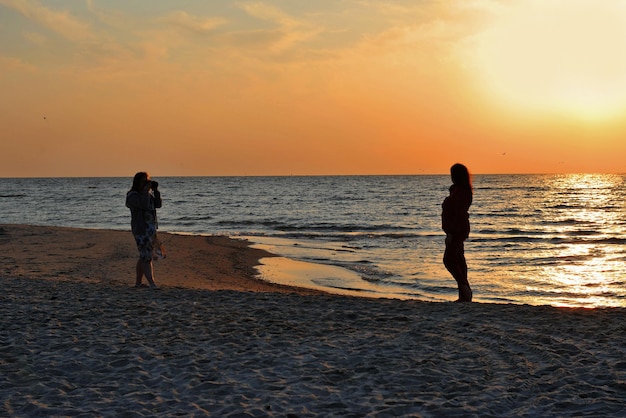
[
  {"left": 472, "top": 236, "right": 626, "bottom": 245},
  {"left": 215, "top": 219, "right": 419, "bottom": 233},
  {"left": 551, "top": 237, "right": 626, "bottom": 245},
  {"left": 475, "top": 211, "right": 538, "bottom": 218},
  {"left": 173, "top": 215, "right": 214, "bottom": 221},
  {"left": 477, "top": 228, "right": 544, "bottom": 235},
  {"left": 528, "top": 254, "right": 595, "bottom": 266},
  {"left": 247, "top": 231, "right": 438, "bottom": 243}
]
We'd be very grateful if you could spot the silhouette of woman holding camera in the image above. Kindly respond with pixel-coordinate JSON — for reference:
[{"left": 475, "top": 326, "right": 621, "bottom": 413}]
[
  {"left": 126, "top": 172, "right": 163, "bottom": 288},
  {"left": 442, "top": 163, "right": 473, "bottom": 302}
]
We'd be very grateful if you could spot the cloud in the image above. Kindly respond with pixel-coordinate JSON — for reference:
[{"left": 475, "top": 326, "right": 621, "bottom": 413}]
[
  {"left": 160, "top": 11, "right": 227, "bottom": 33},
  {"left": 0, "top": 0, "right": 95, "bottom": 42},
  {"left": 237, "top": 2, "right": 301, "bottom": 28},
  {"left": 233, "top": 2, "right": 323, "bottom": 53},
  {"left": 23, "top": 31, "right": 46, "bottom": 46},
  {"left": 0, "top": 55, "right": 38, "bottom": 74}
]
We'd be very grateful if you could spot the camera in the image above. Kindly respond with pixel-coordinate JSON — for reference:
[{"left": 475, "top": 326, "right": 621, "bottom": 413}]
[{"left": 151, "top": 181, "right": 159, "bottom": 189}]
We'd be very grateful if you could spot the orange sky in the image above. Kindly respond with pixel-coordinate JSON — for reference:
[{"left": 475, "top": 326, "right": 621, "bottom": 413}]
[{"left": 1, "top": 0, "right": 625, "bottom": 177}]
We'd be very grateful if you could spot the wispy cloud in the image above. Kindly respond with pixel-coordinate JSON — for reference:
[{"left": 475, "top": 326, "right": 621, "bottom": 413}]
[
  {"left": 0, "top": 55, "right": 38, "bottom": 74},
  {"left": 238, "top": 2, "right": 301, "bottom": 28},
  {"left": 233, "top": 2, "right": 323, "bottom": 53},
  {"left": 0, "top": 0, "right": 95, "bottom": 42},
  {"left": 159, "top": 11, "right": 227, "bottom": 33},
  {"left": 23, "top": 31, "right": 46, "bottom": 46}
]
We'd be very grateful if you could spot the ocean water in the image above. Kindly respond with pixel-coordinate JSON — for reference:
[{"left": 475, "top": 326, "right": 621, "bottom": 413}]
[{"left": 1, "top": 174, "right": 624, "bottom": 308}]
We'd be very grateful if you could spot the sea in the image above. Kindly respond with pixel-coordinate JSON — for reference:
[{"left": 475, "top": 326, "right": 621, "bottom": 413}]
[{"left": 1, "top": 174, "right": 625, "bottom": 308}]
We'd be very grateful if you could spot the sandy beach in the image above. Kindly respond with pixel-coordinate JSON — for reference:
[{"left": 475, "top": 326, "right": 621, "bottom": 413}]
[{"left": 2, "top": 225, "right": 626, "bottom": 416}]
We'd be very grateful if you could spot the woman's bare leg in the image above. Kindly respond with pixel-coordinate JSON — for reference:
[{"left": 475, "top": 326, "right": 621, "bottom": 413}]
[
  {"left": 141, "top": 260, "right": 158, "bottom": 288},
  {"left": 135, "top": 259, "right": 144, "bottom": 286}
]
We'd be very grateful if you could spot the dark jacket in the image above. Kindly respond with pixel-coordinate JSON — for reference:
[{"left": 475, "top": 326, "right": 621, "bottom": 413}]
[
  {"left": 441, "top": 184, "right": 472, "bottom": 240},
  {"left": 126, "top": 189, "right": 162, "bottom": 235}
]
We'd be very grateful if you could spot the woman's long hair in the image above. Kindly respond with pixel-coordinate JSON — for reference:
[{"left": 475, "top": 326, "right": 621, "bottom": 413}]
[
  {"left": 130, "top": 172, "right": 148, "bottom": 192},
  {"left": 451, "top": 163, "right": 472, "bottom": 195}
]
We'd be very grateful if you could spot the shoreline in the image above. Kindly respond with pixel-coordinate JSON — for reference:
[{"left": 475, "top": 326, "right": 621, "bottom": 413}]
[
  {"left": 0, "top": 223, "right": 325, "bottom": 295},
  {"left": 0, "top": 223, "right": 419, "bottom": 299}
]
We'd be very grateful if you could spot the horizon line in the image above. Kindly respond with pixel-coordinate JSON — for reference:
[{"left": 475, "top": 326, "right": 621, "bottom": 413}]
[{"left": 0, "top": 172, "right": 624, "bottom": 179}]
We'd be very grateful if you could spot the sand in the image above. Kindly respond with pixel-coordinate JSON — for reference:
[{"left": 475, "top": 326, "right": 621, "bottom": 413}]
[{"left": 1, "top": 225, "right": 626, "bottom": 416}]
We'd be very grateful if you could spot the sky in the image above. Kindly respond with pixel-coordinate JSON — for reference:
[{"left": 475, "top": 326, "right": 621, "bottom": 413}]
[{"left": 1, "top": 0, "right": 626, "bottom": 177}]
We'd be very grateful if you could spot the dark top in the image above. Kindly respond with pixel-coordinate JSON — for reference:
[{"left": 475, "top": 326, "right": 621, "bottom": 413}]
[
  {"left": 125, "top": 189, "right": 162, "bottom": 235},
  {"left": 441, "top": 184, "right": 472, "bottom": 240}
]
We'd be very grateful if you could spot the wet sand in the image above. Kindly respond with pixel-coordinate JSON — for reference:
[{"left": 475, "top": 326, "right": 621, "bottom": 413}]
[{"left": 1, "top": 224, "right": 625, "bottom": 416}]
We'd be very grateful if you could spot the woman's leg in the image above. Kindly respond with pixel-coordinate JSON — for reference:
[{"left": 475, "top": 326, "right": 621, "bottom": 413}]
[
  {"left": 444, "top": 237, "right": 472, "bottom": 302},
  {"left": 456, "top": 251, "right": 472, "bottom": 302},
  {"left": 135, "top": 259, "right": 143, "bottom": 286},
  {"left": 134, "top": 229, "right": 158, "bottom": 288},
  {"left": 141, "top": 259, "right": 157, "bottom": 288}
]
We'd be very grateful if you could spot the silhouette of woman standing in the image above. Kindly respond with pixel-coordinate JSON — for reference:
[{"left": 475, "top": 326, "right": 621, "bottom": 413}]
[
  {"left": 126, "top": 172, "right": 162, "bottom": 289},
  {"left": 442, "top": 163, "right": 473, "bottom": 302}
]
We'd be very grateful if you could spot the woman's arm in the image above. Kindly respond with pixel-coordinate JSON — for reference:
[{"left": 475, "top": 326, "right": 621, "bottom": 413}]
[{"left": 153, "top": 189, "right": 162, "bottom": 209}]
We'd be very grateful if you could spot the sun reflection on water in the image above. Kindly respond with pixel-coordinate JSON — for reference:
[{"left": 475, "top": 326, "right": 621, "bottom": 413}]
[{"left": 530, "top": 174, "right": 626, "bottom": 307}]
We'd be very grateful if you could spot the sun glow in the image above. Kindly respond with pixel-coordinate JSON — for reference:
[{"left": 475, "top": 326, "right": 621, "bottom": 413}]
[{"left": 473, "top": 1, "right": 626, "bottom": 120}]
